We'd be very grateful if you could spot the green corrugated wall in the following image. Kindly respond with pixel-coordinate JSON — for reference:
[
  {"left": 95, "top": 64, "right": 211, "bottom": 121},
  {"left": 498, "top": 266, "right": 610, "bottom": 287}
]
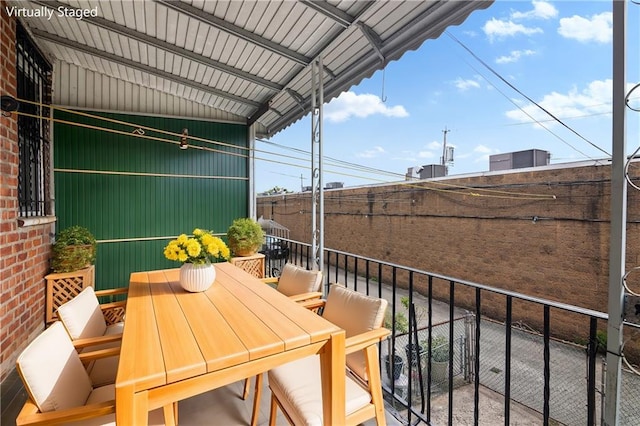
[{"left": 53, "top": 110, "right": 249, "bottom": 289}]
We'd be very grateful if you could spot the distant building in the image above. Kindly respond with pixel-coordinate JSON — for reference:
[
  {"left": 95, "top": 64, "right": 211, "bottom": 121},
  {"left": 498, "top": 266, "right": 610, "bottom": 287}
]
[
  {"left": 406, "top": 165, "right": 447, "bottom": 180},
  {"left": 490, "top": 149, "right": 550, "bottom": 171},
  {"left": 325, "top": 182, "right": 344, "bottom": 189}
]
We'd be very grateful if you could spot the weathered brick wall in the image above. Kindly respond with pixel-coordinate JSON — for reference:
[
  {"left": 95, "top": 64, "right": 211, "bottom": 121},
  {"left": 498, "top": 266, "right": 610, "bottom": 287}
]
[
  {"left": 0, "top": 4, "right": 54, "bottom": 382},
  {"left": 258, "top": 162, "right": 640, "bottom": 357}
]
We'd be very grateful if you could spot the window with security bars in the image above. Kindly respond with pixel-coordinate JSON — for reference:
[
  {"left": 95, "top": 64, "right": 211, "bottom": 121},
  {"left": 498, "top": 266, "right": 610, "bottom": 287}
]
[{"left": 16, "top": 22, "right": 52, "bottom": 218}]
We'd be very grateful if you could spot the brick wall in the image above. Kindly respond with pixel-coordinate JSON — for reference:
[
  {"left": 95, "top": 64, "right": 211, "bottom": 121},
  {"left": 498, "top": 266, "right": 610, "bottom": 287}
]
[
  {"left": 0, "top": 2, "right": 54, "bottom": 383},
  {"left": 257, "top": 162, "right": 640, "bottom": 358}
]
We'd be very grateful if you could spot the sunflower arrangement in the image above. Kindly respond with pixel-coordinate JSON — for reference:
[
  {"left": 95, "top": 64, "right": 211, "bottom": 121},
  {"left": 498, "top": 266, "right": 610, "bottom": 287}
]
[{"left": 164, "top": 228, "right": 230, "bottom": 264}]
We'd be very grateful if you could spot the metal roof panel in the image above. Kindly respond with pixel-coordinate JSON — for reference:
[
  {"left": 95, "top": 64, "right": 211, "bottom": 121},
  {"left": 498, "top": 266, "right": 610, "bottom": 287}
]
[{"left": 22, "top": 0, "right": 493, "bottom": 137}]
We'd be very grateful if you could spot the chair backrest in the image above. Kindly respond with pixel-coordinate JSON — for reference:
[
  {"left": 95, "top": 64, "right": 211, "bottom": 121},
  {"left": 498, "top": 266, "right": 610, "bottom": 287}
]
[
  {"left": 321, "top": 284, "right": 388, "bottom": 380},
  {"left": 16, "top": 322, "right": 93, "bottom": 412},
  {"left": 57, "top": 286, "right": 107, "bottom": 339},
  {"left": 275, "top": 263, "right": 323, "bottom": 297}
]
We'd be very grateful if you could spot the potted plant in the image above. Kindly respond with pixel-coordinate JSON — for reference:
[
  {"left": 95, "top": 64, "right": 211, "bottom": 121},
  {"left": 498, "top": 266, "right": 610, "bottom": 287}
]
[
  {"left": 423, "top": 334, "right": 449, "bottom": 384},
  {"left": 164, "top": 228, "right": 230, "bottom": 292},
  {"left": 226, "top": 218, "right": 265, "bottom": 257},
  {"left": 384, "top": 309, "right": 408, "bottom": 381},
  {"left": 51, "top": 226, "right": 97, "bottom": 273}
]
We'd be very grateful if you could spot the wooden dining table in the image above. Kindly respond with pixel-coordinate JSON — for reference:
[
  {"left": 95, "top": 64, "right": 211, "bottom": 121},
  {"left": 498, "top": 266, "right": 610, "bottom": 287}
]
[{"left": 115, "top": 262, "right": 345, "bottom": 425}]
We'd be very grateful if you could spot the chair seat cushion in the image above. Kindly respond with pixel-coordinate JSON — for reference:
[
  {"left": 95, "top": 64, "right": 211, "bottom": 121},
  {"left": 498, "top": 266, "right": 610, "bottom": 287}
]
[
  {"left": 57, "top": 287, "right": 107, "bottom": 340},
  {"left": 276, "top": 263, "right": 322, "bottom": 297},
  {"left": 268, "top": 355, "right": 371, "bottom": 426},
  {"left": 81, "top": 322, "right": 123, "bottom": 386},
  {"left": 82, "top": 384, "right": 165, "bottom": 426},
  {"left": 105, "top": 321, "right": 124, "bottom": 335},
  {"left": 87, "top": 355, "right": 120, "bottom": 387}
]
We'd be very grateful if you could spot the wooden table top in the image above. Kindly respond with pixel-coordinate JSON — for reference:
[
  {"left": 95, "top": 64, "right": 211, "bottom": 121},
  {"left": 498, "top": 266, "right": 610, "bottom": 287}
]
[{"left": 116, "top": 262, "right": 341, "bottom": 392}]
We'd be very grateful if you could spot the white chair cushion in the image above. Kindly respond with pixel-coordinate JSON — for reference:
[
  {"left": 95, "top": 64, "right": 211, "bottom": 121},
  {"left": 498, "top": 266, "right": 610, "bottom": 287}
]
[
  {"left": 86, "top": 355, "right": 120, "bottom": 387},
  {"left": 321, "top": 284, "right": 388, "bottom": 380},
  {"left": 268, "top": 355, "right": 371, "bottom": 426},
  {"left": 57, "top": 286, "right": 107, "bottom": 339},
  {"left": 276, "top": 263, "right": 322, "bottom": 297},
  {"left": 79, "top": 384, "right": 166, "bottom": 426},
  {"left": 16, "top": 322, "right": 93, "bottom": 412}
]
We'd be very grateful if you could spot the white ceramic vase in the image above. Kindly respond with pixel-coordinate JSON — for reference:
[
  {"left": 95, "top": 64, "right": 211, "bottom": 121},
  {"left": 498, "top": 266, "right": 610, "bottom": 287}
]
[{"left": 179, "top": 262, "right": 216, "bottom": 292}]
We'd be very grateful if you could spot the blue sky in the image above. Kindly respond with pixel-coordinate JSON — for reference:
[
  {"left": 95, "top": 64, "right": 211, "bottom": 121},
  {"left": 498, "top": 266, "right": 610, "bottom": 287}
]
[{"left": 254, "top": 0, "right": 639, "bottom": 193}]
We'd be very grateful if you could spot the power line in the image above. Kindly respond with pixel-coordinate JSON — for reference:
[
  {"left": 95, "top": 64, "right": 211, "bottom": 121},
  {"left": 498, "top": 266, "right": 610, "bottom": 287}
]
[
  {"left": 10, "top": 96, "right": 556, "bottom": 200},
  {"left": 445, "top": 31, "right": 611, "bottom": 158}
]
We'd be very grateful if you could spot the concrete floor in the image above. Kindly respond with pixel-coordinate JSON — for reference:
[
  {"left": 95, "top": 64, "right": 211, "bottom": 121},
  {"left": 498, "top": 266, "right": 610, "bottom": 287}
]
[{"left": 177, "top": 375, "right": 403, "bottom": 426}]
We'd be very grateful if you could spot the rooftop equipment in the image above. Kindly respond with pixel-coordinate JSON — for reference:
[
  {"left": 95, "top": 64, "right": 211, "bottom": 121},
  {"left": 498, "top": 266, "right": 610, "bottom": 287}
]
[{"left": 489, "top": 149, "right": 551, "bottom": 171}]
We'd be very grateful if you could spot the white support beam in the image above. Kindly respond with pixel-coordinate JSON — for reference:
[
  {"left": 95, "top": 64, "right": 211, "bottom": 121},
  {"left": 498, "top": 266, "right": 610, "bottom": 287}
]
[
  {"left": 310, "top": 57, "right": 324, "bottom": 276},
  {"left": 604, "top": 1, "right": 627, "bottom": 424}
]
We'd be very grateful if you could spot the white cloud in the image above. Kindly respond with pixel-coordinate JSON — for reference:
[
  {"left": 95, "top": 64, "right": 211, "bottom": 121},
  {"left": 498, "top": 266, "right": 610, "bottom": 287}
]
[
  {"left": 356, "top": 146, "right": 386, "bottom": 159},
  {"left": 505, "top": 79, "right": 613, "bottom": 125},
  {"left": 324, "top": 91, "right": 408, "bottom": 123},
  {"left": 511, "top": 1, "right": 558, "bottom": 20},
  {"left": 472, "top": 145, "right": 501, "bottom": 164},
  {"left": 558, "top": 12, "right": 612, "bottom": 44},
  {"left": 483, "top": 18, "right": 543, "bottom": 42},
  {"left": 392, "top": 142, "right": 440, "bottom": 162},
  {"left": 496, "top": 49, "right": 536, "bottom": 64},
  {"left": 454, "top": 78, "right": 481, "bottom": 91}
]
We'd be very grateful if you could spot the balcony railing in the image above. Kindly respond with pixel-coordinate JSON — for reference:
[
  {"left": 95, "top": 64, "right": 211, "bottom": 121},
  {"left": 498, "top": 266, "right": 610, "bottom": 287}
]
[{"left": 262, "top": 238, "right": 640, "bottom": 425}]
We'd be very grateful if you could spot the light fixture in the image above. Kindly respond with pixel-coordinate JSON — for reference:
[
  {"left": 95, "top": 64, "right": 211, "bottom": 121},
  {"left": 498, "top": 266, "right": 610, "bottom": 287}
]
[
  {"left": 1, "top": 95, "right": 19, "bottom": 114},
  {"left": 179, "top": 128, "right": 188, "bottom": 150}
]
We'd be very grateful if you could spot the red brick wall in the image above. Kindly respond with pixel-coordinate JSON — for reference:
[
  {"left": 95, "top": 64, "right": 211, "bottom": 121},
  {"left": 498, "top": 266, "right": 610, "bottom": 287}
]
[
  {"left": 257, "top": 162, "right": 640, "bottom": 357},
  {"left": 0, "top": 3, "right": 54, "bottom": 382}
]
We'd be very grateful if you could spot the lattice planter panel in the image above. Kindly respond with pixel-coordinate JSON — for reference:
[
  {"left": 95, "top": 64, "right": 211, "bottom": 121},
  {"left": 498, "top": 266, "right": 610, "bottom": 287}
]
[
  {"left": 45, "top": 265, "right": 95, "bottom": 324},
  {"left": 230, "top": 253, "right": 265, "bottom": 279},
  {"left": 102, "top": 305, "right": 126, "bottom": 326}
]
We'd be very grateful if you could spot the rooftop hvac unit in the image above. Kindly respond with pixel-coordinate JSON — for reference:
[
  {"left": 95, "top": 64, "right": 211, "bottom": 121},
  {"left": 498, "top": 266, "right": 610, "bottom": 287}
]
[
  {"left": 325, "top": 182, "right": 344, "bottom": 189},
  {"left": 489, "top": 149, "right": 550, "bottom": 171},
  {"left": 419, "top": 164, "right": 446, "bottom": 179},
  {"left": 406, "top": 167, "right": 421, "bottom": 180}
]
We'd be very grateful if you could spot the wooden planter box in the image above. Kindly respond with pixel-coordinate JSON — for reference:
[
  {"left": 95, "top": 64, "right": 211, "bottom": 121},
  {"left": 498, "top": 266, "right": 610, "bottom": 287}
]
[
  {"left": 45, "top": 265, "right": 95, "bottom": 324},
  {"left": 230, "top": 253, "right": 265, "bottom": 279}
]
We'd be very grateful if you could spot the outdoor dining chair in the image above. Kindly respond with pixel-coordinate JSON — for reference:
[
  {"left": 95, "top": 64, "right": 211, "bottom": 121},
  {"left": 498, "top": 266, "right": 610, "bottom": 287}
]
[
  {"left": 243, "top": 262, "right": 324, "bottom": 426},
  {"left": 266, "top": 284, "right": 390, "bottom": 426},
  {"left": 56, "top": 286, "right": 126, "bottom": 386},
  {"left": 15, "top": 321, "right": 166, "bottom": 425},
  {"left": 262, "top": 262, "right": 324, "bottom": 302}
]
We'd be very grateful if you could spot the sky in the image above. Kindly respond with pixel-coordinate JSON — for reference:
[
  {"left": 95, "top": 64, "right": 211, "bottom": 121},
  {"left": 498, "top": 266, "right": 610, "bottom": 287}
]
[{"left": 253, "top": 0, "right": 640, "bottom": 194}]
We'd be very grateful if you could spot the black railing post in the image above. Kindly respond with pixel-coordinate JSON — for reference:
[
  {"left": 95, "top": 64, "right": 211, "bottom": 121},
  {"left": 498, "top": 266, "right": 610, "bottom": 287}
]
[
  {"left": 474, "top": 288, "right": 481, "bottom": 426},
  {"left": 448, "top": 280, "right": 455, "bottom": 425},
  {"left": 505, "top": 295, "right": 512, "bottom": 425},
  {"left": 354, "top": 257, "right": 359, "bottom": 291},
  {"left": 427, "top": 275, "right": 433, "bottom": 422},
  {"left": 543, "top": 305, "right": 550, "bottom": 426},
  {"left": 587, "top": 316, "right": 597, "bottom": 426}
]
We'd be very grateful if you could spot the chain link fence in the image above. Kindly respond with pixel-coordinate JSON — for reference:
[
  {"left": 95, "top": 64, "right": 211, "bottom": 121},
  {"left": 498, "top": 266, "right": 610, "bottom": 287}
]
[
  {"left": 383, "top": 313, "right": 640, "bottom": 425},
  {"left": 383, "top": 317, "right": 470, "bottom": 404}
]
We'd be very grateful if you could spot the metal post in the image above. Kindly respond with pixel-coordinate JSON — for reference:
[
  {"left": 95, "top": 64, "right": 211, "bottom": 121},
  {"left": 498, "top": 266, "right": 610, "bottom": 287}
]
[
  {"left": 310, "top": 57, "right": 324, "bottom": 274},
  {"left": 604, "top": 1, "right": 627, "bottom": 424},
  {"left": 248, "top": 125, "right": 256, "bottom": 219}
]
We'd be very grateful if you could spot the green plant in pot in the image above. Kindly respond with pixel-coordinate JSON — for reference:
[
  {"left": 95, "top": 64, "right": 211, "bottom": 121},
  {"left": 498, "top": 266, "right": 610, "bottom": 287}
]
[
  {"left": 383, "top": 309, "right": 408, "bottom": 381},
  {"left": 226, "top": 218, "right": 265, "bottom": 257},
  {"left": 422, "top": 334, "right": 449, "bottom": 385},
  {"left": 51, "top": 226, "right": 97, "bottom": 273}
]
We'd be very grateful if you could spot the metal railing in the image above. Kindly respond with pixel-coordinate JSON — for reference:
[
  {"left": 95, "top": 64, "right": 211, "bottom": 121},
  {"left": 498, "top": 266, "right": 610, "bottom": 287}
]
[{"left": 268, "top": 237, "right": 640, "bottom": 425}]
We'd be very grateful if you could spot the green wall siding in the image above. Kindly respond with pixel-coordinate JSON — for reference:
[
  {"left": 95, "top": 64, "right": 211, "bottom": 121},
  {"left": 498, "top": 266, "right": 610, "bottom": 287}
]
[{"left": 54, "top": 110, "right": 249, "bottom": 288}]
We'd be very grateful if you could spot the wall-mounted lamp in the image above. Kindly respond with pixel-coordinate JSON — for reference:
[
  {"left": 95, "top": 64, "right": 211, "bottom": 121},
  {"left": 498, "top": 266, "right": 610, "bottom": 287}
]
[
  {"left": 179, "top": 128, "right": 188, "bottom": 150},
  {"left": 1, "top": 95, "right": 19, "bottom": 115}
]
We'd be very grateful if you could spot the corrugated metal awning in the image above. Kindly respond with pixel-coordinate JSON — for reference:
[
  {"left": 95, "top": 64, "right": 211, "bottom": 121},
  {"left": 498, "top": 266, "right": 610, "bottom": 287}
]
[{"left": 16, "top": 0, "right": 493, "bottom": 136}]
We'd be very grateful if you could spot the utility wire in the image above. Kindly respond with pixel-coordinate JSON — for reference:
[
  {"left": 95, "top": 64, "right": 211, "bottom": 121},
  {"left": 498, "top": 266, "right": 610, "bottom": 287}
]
[
  {"left": 11, "top": 96, "right": 556, "bottom": 200},
  {"left": 445, "top": 31, "right": 611, "bottom": 158}
]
